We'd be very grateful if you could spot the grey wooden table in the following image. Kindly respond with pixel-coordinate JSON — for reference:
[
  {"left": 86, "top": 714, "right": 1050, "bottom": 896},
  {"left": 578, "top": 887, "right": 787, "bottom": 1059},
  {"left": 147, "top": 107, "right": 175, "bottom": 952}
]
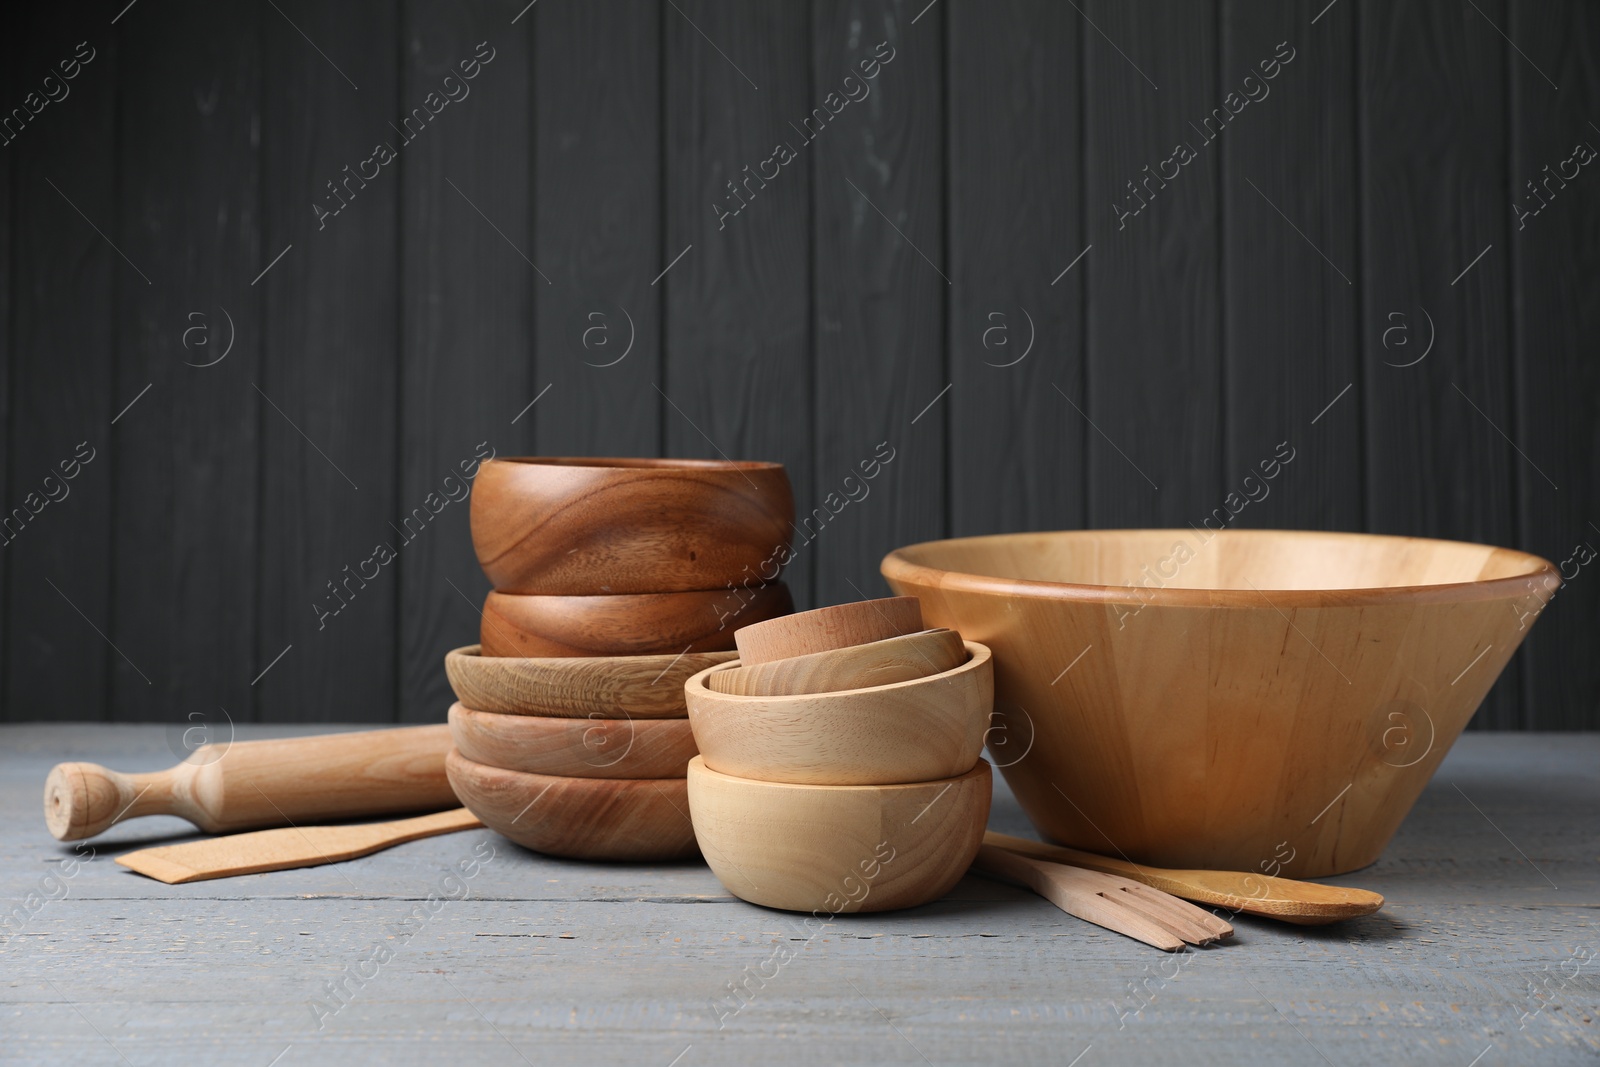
[{"left": 0, "top": 725, "right": 1595, "bottom": 1066}]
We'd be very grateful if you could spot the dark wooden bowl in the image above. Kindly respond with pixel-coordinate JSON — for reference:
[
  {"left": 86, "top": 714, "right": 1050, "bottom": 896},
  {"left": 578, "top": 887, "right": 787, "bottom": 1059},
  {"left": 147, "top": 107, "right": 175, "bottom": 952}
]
[
  {"left": 443, "top": 644, "right": 735, "bottom": 718},
  {"left": 479, "top": 583, "right": 793, "bottom": 658},
  {"left": 448, "top": 703, "right": 698, "bottom": 779}
]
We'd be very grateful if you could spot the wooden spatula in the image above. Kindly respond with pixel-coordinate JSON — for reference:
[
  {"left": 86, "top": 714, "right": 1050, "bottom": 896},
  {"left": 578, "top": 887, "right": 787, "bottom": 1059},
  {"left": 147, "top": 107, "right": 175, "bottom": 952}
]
[
  {"left": 972, "top": 845, "right": 1232, "bottom": 951},
  {"left": 984, "top": 832, "right": 1383, "bottom": 925},
  {"left": 116, "top": 808, "right": 482, "bottom": 884}
]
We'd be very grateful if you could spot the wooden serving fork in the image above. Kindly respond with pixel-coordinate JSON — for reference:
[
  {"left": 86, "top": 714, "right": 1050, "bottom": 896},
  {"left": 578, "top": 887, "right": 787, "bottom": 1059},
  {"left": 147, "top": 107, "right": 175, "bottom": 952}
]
[{"left": 971, "top": 844, "right": 1234, "bottom": 951}]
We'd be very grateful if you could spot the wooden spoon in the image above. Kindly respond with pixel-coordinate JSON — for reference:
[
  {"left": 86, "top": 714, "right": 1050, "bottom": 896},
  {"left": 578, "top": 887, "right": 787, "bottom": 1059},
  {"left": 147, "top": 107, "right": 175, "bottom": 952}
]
[
  {"left": 707, "top": 628, "right": 965, "bottom": 696},
  {"left": 985, "top": 832, "right": 1383, "bottom": 925}
]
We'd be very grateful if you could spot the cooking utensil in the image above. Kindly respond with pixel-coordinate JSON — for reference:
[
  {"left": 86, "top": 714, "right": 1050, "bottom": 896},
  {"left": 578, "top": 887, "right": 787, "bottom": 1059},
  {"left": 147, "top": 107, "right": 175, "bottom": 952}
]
[
  {"left": 449, "top": 702, "right": 697, "bottom": 779},
  {"left": 985, "top": 832, "right": 1383, "bottom": 925},
  {"left": 116, "top": 808, "right": 482, "bottom": 884},
  {"left": 705, "top": 628, "right": 965, "bottom": 697},
  {"left": 470, "top": 457, "right": 794, "bottom": 595},
  {"left": 444, "top": 644, "right": 735, "bottom": 718},
  {"left": 685, "top": 643, "right": 992, "bottom": 785},
  {"left": 971, "top": 844, "right": 1232, "bottom": 951},
  {"left": 445, "top": 748, "right": 697, "bottom": 861},
  {"left": 44, "top": 725, "right": 455, "bottom": 841},
  {"left": 733, "top": 596, "right": 922, "bottom": 666},
  {"left": 883, "top": 528, "right": 1560, "bottom": 876},
  {"left": 686, "top": 756, "right": 990, "bottom": 913},
  {"left": 480, "top": 584, "right": 793, "bottom": 658}
]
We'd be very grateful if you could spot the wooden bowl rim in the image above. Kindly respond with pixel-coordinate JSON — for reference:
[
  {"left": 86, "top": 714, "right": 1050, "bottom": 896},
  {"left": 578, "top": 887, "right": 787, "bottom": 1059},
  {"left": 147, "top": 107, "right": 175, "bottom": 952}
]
[
  {"left": 448, "top": 748, "right": 692, "bottom": 790},
  {"left": 485, "top": 584, "right": 787, "bottom": 607},
  {"left": 686, "top": 754, "right": 990, "bottom": 794},
  {"left": 686, "top": 640, "right": 990, "bottom": 704},
  {"left": 486, "top": 456, "right": 784, "bottom": 472},
  {"left": 882, "top": 528, "right": 1559, "bottom": 607},
  {"left": 448, "top": 701, "right": 691, "bottom": 728},
  {"left": 446, "top": 643, "right": 737, "bottom": 673}
]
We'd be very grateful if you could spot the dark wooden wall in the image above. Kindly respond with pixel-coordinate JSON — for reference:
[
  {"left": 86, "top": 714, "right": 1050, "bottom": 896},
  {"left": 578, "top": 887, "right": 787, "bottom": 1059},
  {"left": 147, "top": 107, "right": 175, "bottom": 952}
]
[{"left": 1, "top": 0, "right": 1595, "bottom": 729}]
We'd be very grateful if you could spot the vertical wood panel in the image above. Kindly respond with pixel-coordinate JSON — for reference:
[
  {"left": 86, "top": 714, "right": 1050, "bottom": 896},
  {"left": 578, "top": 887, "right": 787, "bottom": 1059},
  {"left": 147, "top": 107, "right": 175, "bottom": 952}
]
[
  {"left": 398, "top": 2, "right": 532, "bottom": 724},
  {"left": 1083, "top": 1, "right": 1222, "bottom": 528},
  {"left": 259, "top": 0, "right": 399, "bottom": 723},
  {"left": 4, "top": 14, "right": 116, "bottom": 722},
  {"left": 948, "top": 0, "right": 1084, "bottom": 538},
  {"left": 0, "top": 26, "right": 11, "bottom": 709},
  {"left": 664, "top": 2, "right": 814, "bottom": 609},
  {"left": 1360, "top": 0, "right": 1518, "bottom": 726},
  {"left": 1222, "top": 2, "right": 1361, "bottom": 532},
  {"left": 112, "top": 0, "right": 260, "bottom": 722},
  {"left": 1508, "top": 0, "right": 1600, "bottom": 730},
  {"left": 534, "top": 0, "right": 661, "bottom": 458}
]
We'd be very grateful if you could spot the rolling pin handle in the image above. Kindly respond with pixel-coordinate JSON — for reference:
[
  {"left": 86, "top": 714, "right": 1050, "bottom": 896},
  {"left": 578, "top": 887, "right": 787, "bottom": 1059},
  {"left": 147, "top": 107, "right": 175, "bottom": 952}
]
[{"left": 43, "top": 762, "right": 172, "bottom": 841}]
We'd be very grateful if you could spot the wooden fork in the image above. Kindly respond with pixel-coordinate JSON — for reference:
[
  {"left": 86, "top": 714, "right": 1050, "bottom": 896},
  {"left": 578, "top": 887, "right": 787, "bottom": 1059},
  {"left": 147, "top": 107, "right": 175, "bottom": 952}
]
[{"left": 971, "top": 844, "right": 1234, "bottom": 951}]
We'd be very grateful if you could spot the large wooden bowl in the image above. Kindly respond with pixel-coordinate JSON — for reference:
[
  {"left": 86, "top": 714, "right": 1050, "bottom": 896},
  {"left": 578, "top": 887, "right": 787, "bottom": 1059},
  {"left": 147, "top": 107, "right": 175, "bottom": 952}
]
[
  {"left": 480, "top": 583, "right": 793, "bottom": 658},
  {"left": 444, "top": 644, "right": 735, "bottom": 718},
  {"left": 685, "top": 643, "right": 992, "bottom": 785},
  {"left": 470, "top": 457, "right": 795, "bottom": 595},
  {"left": 445, "top": 749, "right": 698, "bottom": 861},
  {"left": 687, "top": 757, "right": 991, "bottom": 913},
  {"left": 882, "top": 529, "right": 1561, "bottom": 877},
  {"left": 448, "top": 703, "right": 698, "bottom": 779}
]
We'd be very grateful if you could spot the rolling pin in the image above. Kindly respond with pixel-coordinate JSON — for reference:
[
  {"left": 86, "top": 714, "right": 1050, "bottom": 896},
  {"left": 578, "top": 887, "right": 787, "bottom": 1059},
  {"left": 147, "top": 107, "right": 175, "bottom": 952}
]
[{"left": 43, "top": 725, "right": 455, "bottom": 841}]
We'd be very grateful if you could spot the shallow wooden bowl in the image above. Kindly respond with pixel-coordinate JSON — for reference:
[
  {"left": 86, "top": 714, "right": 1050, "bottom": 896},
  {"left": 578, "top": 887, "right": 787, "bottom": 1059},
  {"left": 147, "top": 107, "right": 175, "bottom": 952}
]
[
  {"left": 706, "top": 628, "right": 967, "bottom": 697},
  {"left": 448, "top": 703, "right": 698, "bottom": 779},
  {"left": 687, "top": 757, "right": 991, "bottom": 913},
  {"left": 480, "top": 583, "right": 794, "bottom": 658},
  {"left": 733, "top": 596, "right": 922, "bottom": 665},
  {"left": 445, "top": 748, "right": 698, "bottom": 861},
  {"left": 444, "top": 644, "right": 734, "bottom": 718},
  {"left": 882, "top": 529, "right": 1561, "bottom": 877},
  {"left": 471, "top": 457, "right": 795, "bottom": 595},
  {"left": 686, "top": 643, "right": 992, "bottom": 785}
]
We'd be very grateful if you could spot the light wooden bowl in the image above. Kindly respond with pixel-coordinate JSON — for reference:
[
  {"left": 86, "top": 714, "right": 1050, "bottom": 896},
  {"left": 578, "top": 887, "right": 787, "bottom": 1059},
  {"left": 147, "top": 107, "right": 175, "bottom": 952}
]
[
  {"left": 444, "top": 644, "right": 735, "bottom": 718},
  {"left": 706, "top": 628, "right": 966, "bottom": 696},
  {"left": 470, "top": 457, "right": 795, "bottom": 595},
  {"left": 445, "top": 748, "right": 698, "bottom": 861},
  {"left": 480, "top": 583, "right": 794, "bottom": 658},
  {"left": 687, "top": 757, "right": 991, "bottom": 913},
  {"left": 448, "top": 703, "right": 698, "bottom": 779},
  {"left": 733, "top": 596, "right": 923, "bottom": 665},
  {"left": 685, "top": 643, "right": 993, "bottom": 785},
  {"left": 882, "top": 529, "right": 1561, "bottom": 877}
]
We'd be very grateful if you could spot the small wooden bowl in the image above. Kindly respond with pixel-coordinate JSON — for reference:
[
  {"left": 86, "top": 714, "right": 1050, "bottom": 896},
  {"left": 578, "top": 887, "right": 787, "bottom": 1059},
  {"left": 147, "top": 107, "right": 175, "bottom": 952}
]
[
  {"left": 480, "top": 583, "right": 794, "bottom": 658},
  {"left": 444, "top": 644, "right": 734, "bottom": 719},
  {"left": 706, "top": 628, "right": 966, "bottom": 697},
  {"left": 685, "top": 642, "right": 992, "bottom": 785},
  {"left": 687, "top": 757, "right": 991, "bottom": 913},
  {"left": 470, "top": 457, "right": 795, "bottom": 595},
  {"left": 733, "top": 596, "right": 923, "bottom": 665},
  {"left": 445, "top": 748, "right": 698, "bottom": 861},
  {"left": 449, "top": 703, "right": 698, "bottom": 779}
]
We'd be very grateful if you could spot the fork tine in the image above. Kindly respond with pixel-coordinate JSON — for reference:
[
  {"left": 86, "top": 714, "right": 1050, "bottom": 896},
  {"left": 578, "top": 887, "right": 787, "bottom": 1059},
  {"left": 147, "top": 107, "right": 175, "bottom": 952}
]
[
  {"left": 1108, "top": 884, "right": 1230, "bottom": 945},
  {"left": 1120, "top": 881, "right": 1235, "bottom": 940}
]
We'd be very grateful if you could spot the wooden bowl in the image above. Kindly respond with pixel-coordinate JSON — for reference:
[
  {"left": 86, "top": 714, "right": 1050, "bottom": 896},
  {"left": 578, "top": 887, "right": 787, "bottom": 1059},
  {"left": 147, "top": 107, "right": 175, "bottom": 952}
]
[
  {"left": 480, "top": 583, "right": 794, "bottom": 658},
  {"left": 470, "top": 457, "right": 795, "bottom": 595},
  {"left": 685, "top": 643, "right": 992, "bottom": 785},
  {"left": 444, "top": 644, "right": 734, "bottom": 718},
  {"left": 733, "top": 596, "right": 923, "bottom": 665},
  {"left": 706, "top": 628, "right": 967, "bottom": 696},
  {"left": 448, "top": 703, "right": 698, "bottom": 779},
  {"left": 687, "top": 757, "right": 991, "bottom": 913},
  {"left": 882, "top": 529, "right": 1561, "bottom": 877},
  {"left": 445, "top": 748, "right": 698, "bottom": 861}
]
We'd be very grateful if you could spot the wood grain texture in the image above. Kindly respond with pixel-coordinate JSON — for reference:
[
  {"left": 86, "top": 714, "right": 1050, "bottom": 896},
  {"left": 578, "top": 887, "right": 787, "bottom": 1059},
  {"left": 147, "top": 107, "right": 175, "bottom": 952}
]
[
  {"left": 533, "top": 0, "right": 662, "bottom": 458},
  {"left": 0, "top": 27, "right": 10, "bottom": 720},
  {"left": 446, "top": 747, "right": 699, "bottom": 861},
  {"left": 398, "top": 0, "right": 532, "bottom": 725},
  {"left": 688, "top": 756, "right": 991, "bottom": 913},
  {"left": 663, "top": 1, "right": 815, "bottom": 611},
  {"left": 811, "top": 0, "right": 946, "bottom": 610},
  {"left": 480, "top": 583, "right": 793, "bottom": 658},
  {"left": 258, "top": 0, "right": 399, "bottom": 723},
  {"left": 948, "top": 0, "right": 1085, "bottom": 538},
  {"left": 1360, "top": 0, "right": 1519, "bottom": 726},
  {"left": 706, "top": 627, "right": 964, "bottom": 696},
  {"left": 448, "top": 703, "right": 698, "bottom": 779},
  {"left": 112, "top": 0, "right": 260, "bottom": 722},
  {"left": 443, "top": 643, "right": 734, "bottom": 718},
  {"left": 1508, "top": 0, "right": 1600, "bottom": 731},
  {"left": 732, "top": 595, "right": 922, "bottom": 664},
  {"left": 686, "top": 643, "right": 991, "bottom": 785}
]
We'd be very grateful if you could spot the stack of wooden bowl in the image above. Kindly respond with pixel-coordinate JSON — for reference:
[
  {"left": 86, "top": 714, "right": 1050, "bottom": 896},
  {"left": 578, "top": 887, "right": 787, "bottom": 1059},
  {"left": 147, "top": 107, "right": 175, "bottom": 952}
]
[
  {"left": 443, "top": 457, "right": 797, "bottom": 861},
  {"left": 684, "top": 597, "right": 995, "bottom": 912}
]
